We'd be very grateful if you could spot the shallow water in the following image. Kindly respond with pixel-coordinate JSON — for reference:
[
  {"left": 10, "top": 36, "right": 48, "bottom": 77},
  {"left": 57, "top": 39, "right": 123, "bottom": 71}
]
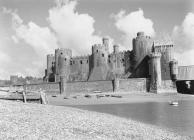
[{"left": 72, "top": 100, "right": 194, "bottom": 137}]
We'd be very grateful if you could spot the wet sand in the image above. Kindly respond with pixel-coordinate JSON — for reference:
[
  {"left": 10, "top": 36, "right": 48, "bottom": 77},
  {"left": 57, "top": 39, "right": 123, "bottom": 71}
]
[{"left": 47, "top": 92, "right": 194, "bottom": 106}]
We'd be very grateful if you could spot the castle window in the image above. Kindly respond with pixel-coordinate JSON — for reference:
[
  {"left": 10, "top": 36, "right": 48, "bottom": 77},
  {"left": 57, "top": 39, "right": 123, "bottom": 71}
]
[
  {"left": 86, "top": 60, "right": 88, "bottom": 63},
  {"left": 102, "top": 53, "right": 104, "bottom": 57},
  {"left": 96, "top": 50, "right": 98, "bottom": 53},
  {"left": 80, "top": 60, "right": 83, "bottom": 64},
  {"left": 64, "top": 58, "right": 67, "bottom": 61},
  {"left": 109, "top": 60, "right": 111, "bottom": 63},
  {"left": 70, "top": 61, "right": 72, "bottom": 65},
  {"left": 122, "top": 59, "right": 124, "bottom": 62},
  {"left": 61, "top": 52, "right": 63, "bottom": 55}
]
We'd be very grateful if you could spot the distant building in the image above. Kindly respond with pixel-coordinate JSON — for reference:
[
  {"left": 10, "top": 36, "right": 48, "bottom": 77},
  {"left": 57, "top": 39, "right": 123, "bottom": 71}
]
[
  {"left": 10, "top": 75, "right": 43, "bottom": 85},
  {"left": 10, "top": 75, "right": 19, "bottom": 85}
]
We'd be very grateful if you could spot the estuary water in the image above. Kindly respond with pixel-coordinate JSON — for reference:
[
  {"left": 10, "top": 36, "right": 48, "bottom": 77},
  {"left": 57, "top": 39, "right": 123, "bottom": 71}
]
[{"left": 72, "top": 100, "right": 194, "bottom": 137}]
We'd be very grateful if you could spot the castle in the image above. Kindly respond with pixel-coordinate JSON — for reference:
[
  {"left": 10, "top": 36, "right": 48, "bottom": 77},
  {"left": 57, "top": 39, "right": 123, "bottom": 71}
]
[{"left": 43, "top": 32, "right": 178, "bottom": 93}]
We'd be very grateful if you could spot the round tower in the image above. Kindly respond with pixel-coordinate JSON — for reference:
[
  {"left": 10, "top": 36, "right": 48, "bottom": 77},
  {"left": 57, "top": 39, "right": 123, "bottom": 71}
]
[
  {"left": 58, "top": 55, "right": 70, "bottom": 77},
  {"left": 46, "top": 54, "right": 55, "bottom": 75},
  {"left": 165, "top": 44, "right": 173, "bottom": 63},
  {"left": 133, "top": 32, "right": 153, "bottom": 65},
  {"left": 102, "top": 37, "right": 109, "bottom": 52},
  {"left": 92, "top": 44, "right": 108, "bottom": 67},
  {"left": 55, "top": 48, "right": 72, "bottom": 82},
  {"left": 113, "top": 44, "right": 119, "bottom": 54},
  {"left": 169, "top": 59, "right": 178, "bottom": 81},
  {"left": 149, "top": 53, "right": 162, "bottom": 93},
  {"left": 137, "top": 32, "right": 145, "bottom": 37},
  {"left": 89, "top": 44, "right": 109, "bottom": 81}
]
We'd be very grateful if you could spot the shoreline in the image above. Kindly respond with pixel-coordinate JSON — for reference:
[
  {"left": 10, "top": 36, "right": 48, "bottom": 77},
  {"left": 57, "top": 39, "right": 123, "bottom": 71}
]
[
  {"left": 0, "top": 100, "right": 192, "bottom": 139},
  {"left": 47, "top": 92, "right": 194, "bottom": 106}
]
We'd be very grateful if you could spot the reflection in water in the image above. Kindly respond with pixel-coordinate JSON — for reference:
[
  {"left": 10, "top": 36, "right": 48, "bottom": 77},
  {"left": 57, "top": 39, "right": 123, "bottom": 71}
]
[{"left": 72, "top": 101, "right": 194, "bottom": 136}]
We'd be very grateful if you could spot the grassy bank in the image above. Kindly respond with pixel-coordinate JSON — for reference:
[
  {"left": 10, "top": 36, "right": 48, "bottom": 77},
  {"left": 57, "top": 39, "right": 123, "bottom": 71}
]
[{"left": 0, "top": 100, "right": 192, "bottom": 140}]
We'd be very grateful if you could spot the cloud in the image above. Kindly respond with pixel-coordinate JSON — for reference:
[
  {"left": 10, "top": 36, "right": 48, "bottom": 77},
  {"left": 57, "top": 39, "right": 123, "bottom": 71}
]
[
  {"left": 12, "top": 12, "right": 58, "bottom": 57},
  {"left": 0, "top": 1, "right": 103, "bottom": 79},
  {"left": 172, "top": 12, "right": 194, "bottom": 65},
  {"left": 11, "top": 35, "right": 19, "bottom": 43},
  {"left": 112, "top": 9, "right": 155, "bottom": 49},
  {"left": 48, "top": 0, "right": 101, "bottom": 55},
  {"left": 0, "top": 7, "right": 58, "bottom": 79},
  {"left": 0, "top": 36, "right": 12, "bottom": 79}
]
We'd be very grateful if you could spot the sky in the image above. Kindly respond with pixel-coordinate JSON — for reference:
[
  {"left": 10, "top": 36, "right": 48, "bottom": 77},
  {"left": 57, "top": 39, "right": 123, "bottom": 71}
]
[{"left": 0, "top": 0, "right": 194, "bottom": 80}]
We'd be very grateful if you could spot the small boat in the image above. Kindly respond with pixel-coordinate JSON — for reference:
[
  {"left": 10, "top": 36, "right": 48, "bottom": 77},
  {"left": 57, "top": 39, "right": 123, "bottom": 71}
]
[
  {"left": 111, "top": 95, "right": 122, "bottom": 98},
  {"left": 169, "top": 101, "right": 179, "bottom": 106}
]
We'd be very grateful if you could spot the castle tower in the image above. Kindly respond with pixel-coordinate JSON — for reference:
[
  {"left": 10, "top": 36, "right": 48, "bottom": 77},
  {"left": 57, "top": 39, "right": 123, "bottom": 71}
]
[
  {"left": 58, "top": 55, "right": 70, "bottom": 77},
  {"left": 46, "top": 54, "right": 55, "bottom": 76},
  {"left": 88, "top": 39, "right": 109, "bottom": 81},
  {"left": 169, "top": 59, "right": 178, "bottom": 81},
  {"left": 149, "top": 53, "right": 162, "bottom": 93},
  {"left": 133, "top": 32, "right": 153, "bottom": 66},
  {"left": 153, "top": 41, "right": 174, "bottom": 80},
  {"left": 54, "top": 48, "right": 72, "bottom": 82},
  {"left": 102, "top": 37, "right": 109, "bottom": 53},
  {"left": 153, "top": 42, "right": 174, "bottom": 63},
  {"left": 113, "top": 44, "right": 119, "bottom": 54}
]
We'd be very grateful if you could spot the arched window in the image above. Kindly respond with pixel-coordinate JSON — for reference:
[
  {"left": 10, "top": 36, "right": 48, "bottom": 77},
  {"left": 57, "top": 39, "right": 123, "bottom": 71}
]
[
  {"left": 80, "top": 60, "right": 83, "bottom": 64},
  {"left": 102, "top": 53, "right": 104, "bottom": 57}
]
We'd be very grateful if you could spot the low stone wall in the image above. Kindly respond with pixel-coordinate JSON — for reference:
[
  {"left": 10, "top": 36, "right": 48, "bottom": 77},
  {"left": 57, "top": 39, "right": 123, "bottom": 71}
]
[
  {"left": 25, "top": 82, "right": 60, "bottom": 95},
  {"left": 20, "top": 78, "right": 148, "bottom": 95},
  {"left": 118, "top": 78, "right": 147, "bottom": 93},
  {"left": 12, "top": 78, "right": 176, "bottom": 95},
  {"left": 65, "top": 80, "right": 113, "bottom": 94},
  {"left": 65, "top": 78, "right": 148, "bottom": 94}
]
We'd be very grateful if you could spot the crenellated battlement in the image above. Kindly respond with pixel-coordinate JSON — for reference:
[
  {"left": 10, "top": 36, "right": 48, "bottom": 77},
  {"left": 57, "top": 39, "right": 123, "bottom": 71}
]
[
  {"left": 72, "top": 55, "right": 89, "bottom": 60},
  {"left": 44, "top": 33, "right": 176, "bottom": 83},
  {"left": 154, "top": 40, "right": 173, "bottom": 47},
  {"left": 47, "top": 54, "right": 54, "bottom": 57}
]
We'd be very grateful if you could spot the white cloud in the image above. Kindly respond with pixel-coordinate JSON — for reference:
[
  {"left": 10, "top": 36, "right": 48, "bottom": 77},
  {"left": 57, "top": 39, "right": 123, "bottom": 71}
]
[
  {"left": 12, "top": 13, "right": 58, "bottom": 57},
  {"left": 0, "top": 38, "right": 11, "bottom": 79},
  {"left": 11, "top": 35, "right": 19, "bottom": 43},
  {"left": 0, "top": 7, "right": 58, "bottom": 79},
  {"left": 172, "top": 12, "right": 194, "bottom": 66},
  {"left": 0, "top": 1, "right": 103, "bottom": 79},
  {"left": 112, "top": 9, "right": 155, "bottom": 49},
  {"left": 48, "top": 0, "right": 101, "bottom": 56}
]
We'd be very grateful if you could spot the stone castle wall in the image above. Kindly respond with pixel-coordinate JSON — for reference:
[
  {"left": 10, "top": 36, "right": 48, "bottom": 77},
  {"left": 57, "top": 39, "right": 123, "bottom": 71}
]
[
  {"left": 21, "top": 78, "right": 148, "bottom": 95},
  {"left": 43, "top": 32, "right": 175, "bottom": 89},
  {"left": 69, "top": 56, "right": 90, "bottom": 81},
  {"left": 154, "top": 43, "right": 174, "bottom": 80}
]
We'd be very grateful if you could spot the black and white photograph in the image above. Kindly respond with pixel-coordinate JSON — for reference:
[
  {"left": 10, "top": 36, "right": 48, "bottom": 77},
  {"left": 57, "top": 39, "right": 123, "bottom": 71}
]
[{"left": 0, "top": 0, "right": 194, "bottom": 139}]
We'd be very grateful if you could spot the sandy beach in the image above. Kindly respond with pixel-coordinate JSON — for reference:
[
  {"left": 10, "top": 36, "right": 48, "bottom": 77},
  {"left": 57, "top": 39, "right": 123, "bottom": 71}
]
[{"left": 0, "top": 99, "right": 192, "bottom": 140}]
